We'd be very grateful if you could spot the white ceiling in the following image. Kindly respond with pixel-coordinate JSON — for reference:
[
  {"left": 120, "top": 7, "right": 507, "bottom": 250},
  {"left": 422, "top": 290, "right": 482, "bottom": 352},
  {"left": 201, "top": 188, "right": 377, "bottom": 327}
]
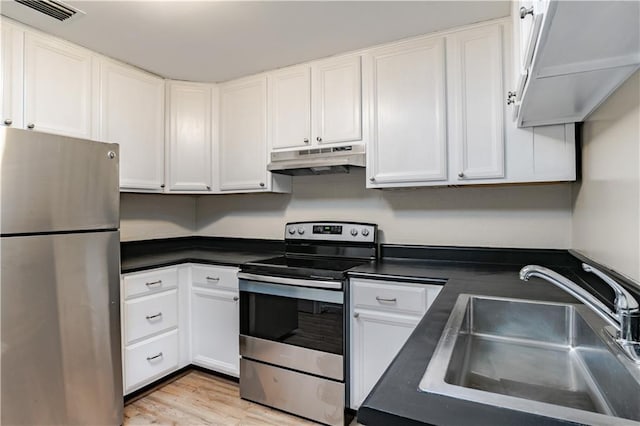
[{"left": 1, "top": 1, "right": 510, "bottom": 83}]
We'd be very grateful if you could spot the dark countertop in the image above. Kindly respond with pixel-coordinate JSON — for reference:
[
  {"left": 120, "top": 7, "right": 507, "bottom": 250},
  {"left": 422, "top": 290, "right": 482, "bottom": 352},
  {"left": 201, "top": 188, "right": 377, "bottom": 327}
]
[
  {"left": 352, "top": 262, "right": 580, "bottom": 426},
  {"left": 350, "top": 254, "right": 640, "bottom": 426},
  {"left": 120, "top": 238, "right": 639, "bottom": 425},
  {"left": 120, "top": 236, "right": 283, "bottom": 273}
]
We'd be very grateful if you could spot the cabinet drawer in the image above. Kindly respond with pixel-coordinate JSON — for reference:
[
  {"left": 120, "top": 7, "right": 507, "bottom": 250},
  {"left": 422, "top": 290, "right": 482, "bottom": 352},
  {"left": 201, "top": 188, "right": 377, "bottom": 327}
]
[
  {"left": 123, "top": 267, "right": 178, "bottom": 299},
  {"left": 124, "top": 289, "right": 178, "bottom": 344},
  {"left": 124, "top": 330, "right": 179, "bottom": 392},
  {"left": 192, "top": 265, "right": 238, "bottom": 290},
  {"left": 352, "top": 279, "right": 441, "bottom": 315}
]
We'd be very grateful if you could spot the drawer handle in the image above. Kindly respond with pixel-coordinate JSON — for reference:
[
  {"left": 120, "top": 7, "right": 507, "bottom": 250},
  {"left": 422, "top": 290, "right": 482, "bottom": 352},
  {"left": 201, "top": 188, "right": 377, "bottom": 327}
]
[
  {"left": 146, "top": 352, "right": 163, "bottom": 361},
  {"left": 376, "top": 296, "right": 397, "bottom": 303},
  {"left": 206, "top": 276, "right": 220, "bottom": 282},
  {"left": 353, "top": 312, "right": 360, "bottom": 318},
  {"left": 145, "top": 280, "right": 162, "bottom": 287},
  {"left": 145, "top": 312, "right": 163, "bottom": 320}
]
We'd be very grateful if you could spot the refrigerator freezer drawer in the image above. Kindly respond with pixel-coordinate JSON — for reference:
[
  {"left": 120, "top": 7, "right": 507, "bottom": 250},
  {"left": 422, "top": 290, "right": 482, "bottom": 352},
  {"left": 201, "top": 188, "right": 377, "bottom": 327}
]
[
  {"left": 1, "top": 231, "right": 122, "bottom": 425},
  {"left": 125, "top": 330, "right": 179, "bottom": 393},
  {"left": 0, "top": 127, "right": 119, "bottom": 234},
  {"left": 124, "top": 289, "right": 179, "bottom": 344}
]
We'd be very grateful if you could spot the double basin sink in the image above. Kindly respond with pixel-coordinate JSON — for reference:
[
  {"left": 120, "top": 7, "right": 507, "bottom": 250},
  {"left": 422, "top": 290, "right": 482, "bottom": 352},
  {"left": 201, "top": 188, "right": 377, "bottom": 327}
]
[{"left": 420, "top": 295, "right": 640, "bottom": 425}]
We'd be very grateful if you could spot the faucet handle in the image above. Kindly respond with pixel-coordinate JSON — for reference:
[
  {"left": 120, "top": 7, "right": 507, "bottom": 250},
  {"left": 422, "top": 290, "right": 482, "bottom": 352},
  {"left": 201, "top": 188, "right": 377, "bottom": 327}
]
[{"left": 582, "top": 263, "right": 639, "bottom": 312}]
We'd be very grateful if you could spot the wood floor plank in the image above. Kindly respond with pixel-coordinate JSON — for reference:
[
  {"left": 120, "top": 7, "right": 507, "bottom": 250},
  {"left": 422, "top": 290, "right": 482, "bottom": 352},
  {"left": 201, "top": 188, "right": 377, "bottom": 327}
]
[{"left": 124, "top": 370, "right": 321, "bottom": 425}]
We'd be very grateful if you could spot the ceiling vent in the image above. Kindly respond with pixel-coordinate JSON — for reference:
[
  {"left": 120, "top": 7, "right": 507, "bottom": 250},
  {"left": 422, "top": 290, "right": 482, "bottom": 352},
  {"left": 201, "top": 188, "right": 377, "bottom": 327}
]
[{"left": 13, "top": 0, "right": 85, "bottom": 22}]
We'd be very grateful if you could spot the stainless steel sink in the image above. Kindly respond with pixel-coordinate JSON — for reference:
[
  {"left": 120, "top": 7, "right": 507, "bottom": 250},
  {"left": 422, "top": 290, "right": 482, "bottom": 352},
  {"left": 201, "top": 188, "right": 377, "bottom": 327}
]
[{"left": 420, "top": 295, "right": 640, "bottom": 425}]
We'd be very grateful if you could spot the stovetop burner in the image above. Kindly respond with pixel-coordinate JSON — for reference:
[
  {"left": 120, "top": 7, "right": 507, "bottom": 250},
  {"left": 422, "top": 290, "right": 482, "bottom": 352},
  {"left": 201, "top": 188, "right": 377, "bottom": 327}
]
[
  {"left": 243, "top": 255, "right": 373, "bottom": 280},
  {"left": 240, "top": 221, "right": 378, "bottom": 283}
]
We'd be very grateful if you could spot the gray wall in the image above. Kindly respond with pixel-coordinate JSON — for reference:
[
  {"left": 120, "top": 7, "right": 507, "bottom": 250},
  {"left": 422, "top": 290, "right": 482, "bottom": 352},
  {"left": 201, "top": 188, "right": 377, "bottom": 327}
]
[
  {"left": 196, "top": 169, "right": 573, "bottom": 248},
  {"left": 572, "top": 71, "right": 640, "bottom": 284},
  {"left": 120, "top": 193, "right": 196, "bottom": 241}
]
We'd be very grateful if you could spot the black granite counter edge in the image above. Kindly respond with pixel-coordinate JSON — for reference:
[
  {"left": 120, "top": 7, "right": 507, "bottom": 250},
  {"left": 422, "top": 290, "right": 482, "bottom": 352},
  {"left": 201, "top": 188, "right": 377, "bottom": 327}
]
[{"left": 120, "top": 256, "right": 260, "bottom": 274}]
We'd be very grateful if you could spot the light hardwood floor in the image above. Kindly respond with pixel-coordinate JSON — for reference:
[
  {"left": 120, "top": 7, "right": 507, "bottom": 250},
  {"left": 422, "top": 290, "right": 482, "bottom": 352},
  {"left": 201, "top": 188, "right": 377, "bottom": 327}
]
[{"left": 124, "top": 370, "right": 326, "bottom": 425}]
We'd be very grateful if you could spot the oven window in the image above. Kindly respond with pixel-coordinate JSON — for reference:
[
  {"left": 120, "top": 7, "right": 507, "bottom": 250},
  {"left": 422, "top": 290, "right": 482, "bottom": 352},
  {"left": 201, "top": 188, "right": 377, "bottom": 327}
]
[{"left": 240, "top": 292, "right": 343, "bottom": 355}]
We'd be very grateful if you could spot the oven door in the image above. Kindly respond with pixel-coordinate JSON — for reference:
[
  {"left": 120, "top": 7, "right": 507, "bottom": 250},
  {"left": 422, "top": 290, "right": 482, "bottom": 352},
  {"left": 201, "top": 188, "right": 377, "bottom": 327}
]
[{"left": 238, "top": 276, "right": 344, "bottom": 381}]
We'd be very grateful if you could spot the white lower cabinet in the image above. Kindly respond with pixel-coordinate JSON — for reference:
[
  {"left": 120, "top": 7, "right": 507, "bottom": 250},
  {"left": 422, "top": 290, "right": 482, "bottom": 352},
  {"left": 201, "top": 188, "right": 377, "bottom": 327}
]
[
  {"left": 349, "top": 278, "right": 442, "bottom": 409},
  {"left": 121, "top": 266, "right": 181, "bottom": 394},
  {"left": 190, "top": 287, "right": 240, "bottom": 377},
  {"left": 124, "top": 330, "right": 179, "bottom": 392},
  {"left": 124, "top": 289, "right": 178, "bottom": 345},
  {"left": 121, "top": 264, "right": 240, "bottom": 394}
]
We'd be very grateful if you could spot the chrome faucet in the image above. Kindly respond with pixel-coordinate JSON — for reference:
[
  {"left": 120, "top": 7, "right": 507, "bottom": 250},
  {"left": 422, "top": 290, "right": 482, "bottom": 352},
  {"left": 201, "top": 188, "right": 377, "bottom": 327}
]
[{"left": 520, "top": 263, "right": 640, "bottom": 363}]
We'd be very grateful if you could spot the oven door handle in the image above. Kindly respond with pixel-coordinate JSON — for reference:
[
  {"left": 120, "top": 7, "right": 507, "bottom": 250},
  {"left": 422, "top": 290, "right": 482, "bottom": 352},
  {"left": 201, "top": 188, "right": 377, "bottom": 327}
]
[{"left": 237, "top": 272, "right": 342, "bottom": 290}]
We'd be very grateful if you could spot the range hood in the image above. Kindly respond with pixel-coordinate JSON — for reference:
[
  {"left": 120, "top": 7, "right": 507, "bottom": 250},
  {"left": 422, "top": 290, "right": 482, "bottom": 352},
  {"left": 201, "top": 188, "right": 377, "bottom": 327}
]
[{"left": 267, "top": 145, "right": 365, "bottom": 176}]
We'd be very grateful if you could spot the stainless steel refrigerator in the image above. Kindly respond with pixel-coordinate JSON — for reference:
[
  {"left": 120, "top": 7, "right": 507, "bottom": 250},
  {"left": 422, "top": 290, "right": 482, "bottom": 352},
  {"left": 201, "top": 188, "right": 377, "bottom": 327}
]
[{"left": 0, "top": 127, "right": 123, "bottom": 425}]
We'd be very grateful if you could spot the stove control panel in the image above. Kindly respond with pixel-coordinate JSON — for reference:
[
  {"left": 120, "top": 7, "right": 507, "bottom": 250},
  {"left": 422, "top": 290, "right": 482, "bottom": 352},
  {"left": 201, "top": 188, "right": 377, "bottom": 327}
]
[{"left": 285, "top": 222, "right": 377, "bottom": 243}]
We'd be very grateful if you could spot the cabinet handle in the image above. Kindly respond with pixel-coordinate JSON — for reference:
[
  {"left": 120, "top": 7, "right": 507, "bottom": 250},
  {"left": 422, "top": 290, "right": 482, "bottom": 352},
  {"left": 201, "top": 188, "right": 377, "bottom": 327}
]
[
  {"left": 160, "top": 184, "right": 165, "bottom": 189},
  {"left": 146, "top": 352, "right": 163, "bottom": 361},
  {"left": 206, "top": 276, "right": 220, "bottom": 282},
  {"left": 506, "top": 91, "right": 517, "bottom": 105},
  {"left": 206, "top": 185, "right": 211, "bottom": 190},
  {"left": 145, "top": 312, "right": 162, "bottom": 320},
  {"left": 316, "top": 137, "right": 322, "bottom": 142},
  {"left": 376, "top": 296, "right": 397, "bottom": 303},
  {"left": 520, "top": 6, "right": 534, "bottom": 19},
  {"left": 259, "top": 182, "right": 265, "bottom": 188},
  {"left": 458, "top": 172, "right": 465, "bottom": 178},
  {"left": 27, "top": 123, "right": 35, "bottom": 129},
  {"left": 369, "top": 176, "right": 375, "bottom": 182},
  {"left": 233, "top": 296, "right": 239, "bottom": 301},
  {"left": 4, "top": 119, "right": 12, "bottom": 126},
  {"left": 353, "top": 312, "right": 360, "bottom": 318},
  {"left": 303, "top": 138, "right": 309, "bottom": 144},
  {"left": 145, "top": 280, "right": 162, "bottom": 287}
]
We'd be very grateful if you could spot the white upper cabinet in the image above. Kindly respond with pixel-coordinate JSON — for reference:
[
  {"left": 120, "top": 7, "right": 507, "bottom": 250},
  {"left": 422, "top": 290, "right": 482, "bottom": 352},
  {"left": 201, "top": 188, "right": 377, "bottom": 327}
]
[
  {"left": 513, "top": 1, "right": 639, "bottom": 127},
  {"left": 447, "top": 24, "right": 505, "bottom": 182},
  {"left": 219, "top": 75, "right": 271, "bottom": 192},
  {"left": 23, "top": 32, "right": 92, "bottom": 138},
  {"left": 1, "top": 20, "right": 24, "bottom": 129},
  {"left": 312, "top": 55, "right": 362, "bottom": 145},
  {"left": 166, "top": 81, "right": 213, "bottom": 192},
  {"left": 94, "top": 59, "right": 165, "bottom": 191},
  {"left": 367, "top": 37, "right": 448, "bottom": 188},
  {"left": 269, "top": 54, "right": 364, "bottom": 151},
  {"left": 366, "top": 19, "right": 575, "bottom": 188},
  {"left": 269, "top": 66, "right": 311, "bottom": 150}
]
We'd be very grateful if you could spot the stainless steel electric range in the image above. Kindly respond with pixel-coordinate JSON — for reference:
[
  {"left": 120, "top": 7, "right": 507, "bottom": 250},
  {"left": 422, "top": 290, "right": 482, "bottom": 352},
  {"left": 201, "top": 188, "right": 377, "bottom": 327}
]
[{"left": 237, "top": 221, "right": 378, "bottom": 426}]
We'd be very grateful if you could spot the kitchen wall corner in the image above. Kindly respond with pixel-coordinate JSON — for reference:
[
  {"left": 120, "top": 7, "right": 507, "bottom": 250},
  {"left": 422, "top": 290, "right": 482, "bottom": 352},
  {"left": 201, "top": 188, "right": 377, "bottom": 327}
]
[
  {"left": 120, "top": 193, "right": 197, "bottom": 241},
  {"left": 572, "top": 70, "right": 640, "bottom": 285},
  {"left": 195, "top": 169, "right": 573, "bottom": 249}
]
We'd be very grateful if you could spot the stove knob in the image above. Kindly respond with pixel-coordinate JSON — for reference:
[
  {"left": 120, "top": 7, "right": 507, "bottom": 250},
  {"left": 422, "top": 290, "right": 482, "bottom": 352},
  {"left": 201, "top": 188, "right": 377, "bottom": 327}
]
[
  {"left": 288, "top": 227, "right": 296, "bottom": 235},
  {"left": 297, "top": 227, "right": 305, "bottom": 235},
  {"left": 350, "top": 228, "right": 358, "bottom": 237},
  {"left": 361, "top": 228, "right": 370, "bottom": 237}
]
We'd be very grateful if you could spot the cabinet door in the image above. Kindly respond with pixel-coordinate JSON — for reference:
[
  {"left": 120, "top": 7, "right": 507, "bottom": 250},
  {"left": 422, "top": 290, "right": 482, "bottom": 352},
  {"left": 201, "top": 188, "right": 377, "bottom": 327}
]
[
  {"left": 368, "top": 37, "right": 448, "bottom": 187},
  {"left": 219, "top": 76, "right": 269, "bottom": 191},
  {"left": 190, "top": 287, "right": 239, "bottom": 377},
  {"left": 1, "top": 20, "right": 24, "bottom": 129},
  {"left": 447, "top": 24, "right": 505, "bottom": 182},
  {"left": 24, "top": 32, "right": 92, "bottom": 138},
  {"left": 269, "top": 66, "right": 311, "bottom": 150},
  {"left": 95, "top": 60, "right": 164, "bottom": 191},
  {"left": 312, "top": 55, "right": 362, "bottom": 145},
  {"left": 350, "top": 310, "right": 419, "bottom": 409},
  {"left": 166, "top": 82, "right": 212, "bottom": 191}
]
